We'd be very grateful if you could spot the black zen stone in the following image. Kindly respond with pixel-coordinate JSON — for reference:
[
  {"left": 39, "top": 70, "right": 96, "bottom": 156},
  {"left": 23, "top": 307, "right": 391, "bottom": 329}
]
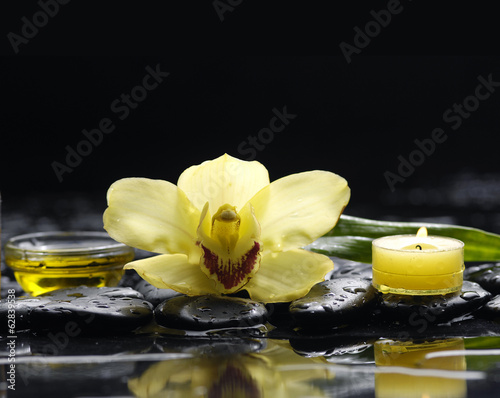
[
  {"left": 289, "top": 278, "right": 378, "bottom": 328},
  {"left": 331, "top": 259, "right": 373, "bottom": 280},
  {"left": 0, "top": 286, "right": 153, "bottom": 333},
  {"left": 0, "top": 296, "right": 52, "bottom": 332},
  {"left": 154, "top": 295, "right": 268, "bottom": 331},
  {"left": 482, "top": 294, "right": 500, "bottom": 319},
  {"left": 0, "top": 276, "right": 24, "bottom": 298},
  {"left": 465, "top": 263, "right": 500, "bottom": 295},
  {"left": 134, "top": 279, "right": 184, "bottom": 307},
  {"left": 379, "top": 281, "right": 492, "bottom": 324}
]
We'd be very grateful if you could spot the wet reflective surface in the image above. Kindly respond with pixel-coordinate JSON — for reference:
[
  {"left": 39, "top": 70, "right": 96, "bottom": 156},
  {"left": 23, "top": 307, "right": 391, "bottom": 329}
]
[{"left": 2, "top": 333, "right": 500, "bottom": 397}]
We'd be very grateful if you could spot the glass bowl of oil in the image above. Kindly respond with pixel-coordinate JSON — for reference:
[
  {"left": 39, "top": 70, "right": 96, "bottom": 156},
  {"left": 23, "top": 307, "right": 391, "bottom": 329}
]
[{"left": 4, "top": 231, "right": 135, "bottom": 296}]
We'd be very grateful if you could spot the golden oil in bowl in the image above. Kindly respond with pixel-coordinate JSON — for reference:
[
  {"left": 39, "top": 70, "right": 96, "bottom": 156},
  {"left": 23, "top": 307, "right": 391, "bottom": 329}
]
[{"left": 4, "top": 231, "right": 134, "bottom": 296}]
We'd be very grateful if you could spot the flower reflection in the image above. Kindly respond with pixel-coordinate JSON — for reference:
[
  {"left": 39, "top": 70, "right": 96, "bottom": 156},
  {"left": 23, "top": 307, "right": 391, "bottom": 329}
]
[
  {"left": 128, "top": 340, "right": 334, "bottom": 398},
  {"left": 374, "top": 338, "right": 467, "bottom": 398}
]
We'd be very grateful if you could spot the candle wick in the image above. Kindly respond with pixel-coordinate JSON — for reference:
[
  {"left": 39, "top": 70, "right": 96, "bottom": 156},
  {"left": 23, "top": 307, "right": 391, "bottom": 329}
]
[{"left": 416, "top": 245, "right": 422, "bottom": 250}]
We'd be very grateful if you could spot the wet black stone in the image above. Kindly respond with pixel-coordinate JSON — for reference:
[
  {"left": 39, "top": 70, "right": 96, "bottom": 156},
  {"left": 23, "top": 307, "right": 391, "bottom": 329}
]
[
  {"left": 463, "top": 262, "right": 495, "bottom": 279},
  {"left": 118, "top": 269, "right": 145, "bottom": 288},
  {"left": 465, "top": 263, "right": 500, "bottom": 295},
  {"left": 0, "top": 296, "right": 52, "bottom": 332},
  {"left": 289, "top": 278, "right": 378, "bottom": 329},
  {"left": 0, "top": 286, "right": 153, "bottom": 333},
  {"left": 331, "top": 258, "right": 373, "bottom": 280},
  {"left": 154, "top": 295, "right": 268, "bottom": 331},
  {"left": 379, "top": 281, "right": 492, "bottom": 324},
  {"left": 0, "top": 276, "right": 24, "bottom": 298},
  {"left": 482, "top": 294, "right": 500, "bottom": 319},
  {"left": 134, "top": 279, "right": 184, "bottom": 307},
  {"left": 265, "top": 302, "right": 295, "bottom": 329}
]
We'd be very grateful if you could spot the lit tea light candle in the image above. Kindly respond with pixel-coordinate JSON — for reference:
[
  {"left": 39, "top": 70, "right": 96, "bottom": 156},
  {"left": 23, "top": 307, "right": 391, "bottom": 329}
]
[{"left": 372, "top": 227, "right": 464, "bottom": 295}]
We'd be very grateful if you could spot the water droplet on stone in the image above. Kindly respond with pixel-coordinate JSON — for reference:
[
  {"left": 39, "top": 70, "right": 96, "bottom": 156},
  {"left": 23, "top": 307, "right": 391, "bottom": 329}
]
[
  {"left": 322, "top": 304, "right": 334, "bottom": 313},
  {"left": 3, "top": 286, "right": 154, "bottom": 333},
  {"left": 342, "top": 286, "right": 367, "bottom": 294},
  {"left": 460, "top": 291, "right": 480, "bottom": 301},
  {"left": 289, "top": 278, "right": 376, "bottom": 329}
]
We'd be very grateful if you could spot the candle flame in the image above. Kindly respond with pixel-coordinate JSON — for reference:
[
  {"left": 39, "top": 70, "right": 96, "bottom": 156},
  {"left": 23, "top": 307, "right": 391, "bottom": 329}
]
[{"left": 416, "top": 226, "right": 428, "bottom": 237}]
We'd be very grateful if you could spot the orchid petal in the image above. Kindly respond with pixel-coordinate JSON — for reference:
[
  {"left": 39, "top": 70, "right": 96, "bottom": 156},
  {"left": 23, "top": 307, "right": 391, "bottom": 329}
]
[
  {"left": 249, "top": 171, "right": 350, "bottom": 253},
  {"left": 244, "top": 249, "right": 333, "bottom": 303},
  {"left": 177, "top": 153, "right": 270, "bottom": 215},
  {"left": 124, "top": 254, "right": 219, "bottom": 295},
  {"left": 103, "top": 178, "right": 200, "bottom": 259}
]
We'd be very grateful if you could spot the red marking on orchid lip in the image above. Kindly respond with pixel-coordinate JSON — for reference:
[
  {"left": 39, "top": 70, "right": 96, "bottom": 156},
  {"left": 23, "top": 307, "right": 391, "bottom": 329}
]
[{"left": 201, "top": 242, "right": 261, "bottom": 290}]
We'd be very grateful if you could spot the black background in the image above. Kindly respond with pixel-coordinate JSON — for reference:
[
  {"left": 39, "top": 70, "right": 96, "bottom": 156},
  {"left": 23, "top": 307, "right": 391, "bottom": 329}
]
[
  {"left": 2, "top": 6, "right": 500, "bottom": 398},
  {"left": 1, "top": 2, "right": 500, "bottom": 231}
]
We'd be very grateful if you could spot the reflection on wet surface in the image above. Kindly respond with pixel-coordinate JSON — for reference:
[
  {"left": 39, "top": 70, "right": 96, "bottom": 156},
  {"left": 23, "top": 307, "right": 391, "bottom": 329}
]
[
  {"left": 128, "top": 340, "right": 334, "bottom": 398},
  {"left": 374, "top": 338, "right": 467, "bottom": 398},
  {"left": 2, "top": 334, "right": 500, "bottom": 397}
]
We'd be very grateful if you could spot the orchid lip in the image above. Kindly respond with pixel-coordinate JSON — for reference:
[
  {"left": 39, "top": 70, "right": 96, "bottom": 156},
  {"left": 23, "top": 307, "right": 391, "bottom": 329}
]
[
  {"left": 198, "top": 203, "right": 262, "bottom": 293},
  {"left": 200, "top": 241, "right": 261, "bottom": 292}
]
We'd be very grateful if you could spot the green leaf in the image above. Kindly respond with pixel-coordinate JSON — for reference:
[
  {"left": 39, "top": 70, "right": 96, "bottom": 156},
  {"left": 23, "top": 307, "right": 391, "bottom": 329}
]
[
  {"left": 310, "top": 215, "right": 500, "bottom": 263},
  {"left": 464, "top": 336, "right": 500, "bottom": 349},
  {"left": 306, "top": 236, "right": 373, "bottom": 263}
]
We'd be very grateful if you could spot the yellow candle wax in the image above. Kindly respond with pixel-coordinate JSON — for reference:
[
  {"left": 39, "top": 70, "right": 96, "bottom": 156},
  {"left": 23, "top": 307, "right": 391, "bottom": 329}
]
[{"left": 372, "top": 227, "right": 464, "bottom": 295}]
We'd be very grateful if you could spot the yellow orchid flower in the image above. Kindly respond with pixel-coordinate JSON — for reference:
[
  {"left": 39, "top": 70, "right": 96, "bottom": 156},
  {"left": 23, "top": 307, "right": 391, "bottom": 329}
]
[{"left": 103, "top": 154, "right": 350, "bottom": 303}]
